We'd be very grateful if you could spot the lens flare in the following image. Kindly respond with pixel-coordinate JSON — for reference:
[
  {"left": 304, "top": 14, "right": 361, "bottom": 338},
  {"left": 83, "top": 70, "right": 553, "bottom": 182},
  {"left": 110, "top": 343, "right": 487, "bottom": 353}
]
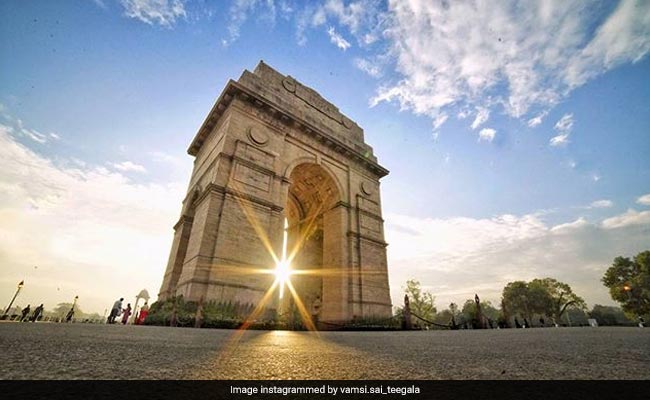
[{"left": 274, "top": 219, "right": 293, "bottom": 298}]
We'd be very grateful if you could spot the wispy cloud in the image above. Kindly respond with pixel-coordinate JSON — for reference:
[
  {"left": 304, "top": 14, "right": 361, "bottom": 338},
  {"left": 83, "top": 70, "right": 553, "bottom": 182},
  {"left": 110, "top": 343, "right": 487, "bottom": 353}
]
[
  {"left": 354, "top": 57, "right": 381, "bottom": 77},
  {"left": 470, "top": 107, "right": 490, "bottom": 130},
  {"left": 588, "top": 199, "right": 613, "bottom": 208},
  {"left": 637, "top": 193, "right": 650, "bottom": 206},
  {"left": 327, "top": 26, "right": 351, "bottom": 50},
  {"left": 550, "top": 113, "right": 574, "bottom": 147},
  {"left": 369, "top": 0, "right": 650, "bottom": 134},
  {"left": 478, "top": 128, "right": 496, "bottom": 143},
  {"left": 527, "top": 111, "right": 548, "bottom": 128},
  {"left": 92, "top": 0, "right": 107, "bottom": 10},
  {"left": 223, "top": 0, "right": 279, "bottom": 46},
  {"left": 120, "top": 0, "right": 187, "bottom": 27},
  {"left": 1, "top": 108, "right": 61, "bottom": 144},
  {"left": 109, "top": 161, "right": 147, "bottom": 173},
  {"left": 601, "top": 209, "right": 650, "bottom": 229}
]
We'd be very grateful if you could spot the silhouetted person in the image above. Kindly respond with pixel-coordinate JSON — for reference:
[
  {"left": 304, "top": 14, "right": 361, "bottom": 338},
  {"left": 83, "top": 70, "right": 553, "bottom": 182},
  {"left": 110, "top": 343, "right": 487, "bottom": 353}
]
[
  {"left": 107, "top": 298, "right": 123, "bottom": 324},
  {"left": 402, "top": 295, "right": 412, "bottom": 330},
  {"left": 639, "top": 316, "right": 646, "bottom": 328},
  {"left": 523, "top": 318, "right": 530, "bottom": 328},
  {"left": 65, "top": 307, "right": 74, "bottom": 323},
  {"left": 514, "top": 317, "right": 522, "bottom": 328},
  {"left": 539, "top": 317, "right": 545, "bottom": 327},
  {"left": 20, "top": 305, "right": 31, "bottom": 322},
  {"left": 450, "top": 315, "right": 458, "bottom": 330},
  {"left": 31, "top": 304, "right": 44, "bottom": 322},
  {"left": 121, "top": 303, "right": 132, "bottom": 325}
]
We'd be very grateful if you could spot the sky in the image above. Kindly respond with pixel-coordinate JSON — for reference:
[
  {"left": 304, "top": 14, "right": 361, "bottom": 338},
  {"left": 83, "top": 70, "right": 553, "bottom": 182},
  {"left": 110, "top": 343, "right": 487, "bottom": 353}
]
[{"left": 1, "top": 0, "right": 649, "bottom": 315}]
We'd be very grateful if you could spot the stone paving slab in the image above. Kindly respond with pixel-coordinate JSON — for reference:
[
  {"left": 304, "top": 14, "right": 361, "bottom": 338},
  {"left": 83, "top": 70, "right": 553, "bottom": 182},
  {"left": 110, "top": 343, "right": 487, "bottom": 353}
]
[{"left": 1, "top": 323, "right": 648, "bottom": 379}]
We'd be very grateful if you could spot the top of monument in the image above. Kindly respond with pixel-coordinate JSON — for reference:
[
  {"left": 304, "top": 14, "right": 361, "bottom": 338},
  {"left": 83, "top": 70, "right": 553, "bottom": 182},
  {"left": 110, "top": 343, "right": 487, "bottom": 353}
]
[
  {"left": 187, "top": 61, "right": 386, "bottom": 176},
  {"left": 239, "top": 61, "right": 366, "bottom": 144}
]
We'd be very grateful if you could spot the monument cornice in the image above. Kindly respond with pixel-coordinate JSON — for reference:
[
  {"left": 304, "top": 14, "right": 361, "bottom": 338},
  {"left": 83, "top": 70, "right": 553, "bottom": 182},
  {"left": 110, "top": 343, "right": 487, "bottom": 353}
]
[{"left": 188, "top": 80, "right": 389, "bottom": 178}]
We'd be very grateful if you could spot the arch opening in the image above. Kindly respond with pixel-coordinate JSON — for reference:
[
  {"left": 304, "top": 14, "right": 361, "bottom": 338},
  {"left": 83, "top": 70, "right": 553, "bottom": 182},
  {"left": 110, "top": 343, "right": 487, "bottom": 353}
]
[{"left": 280, "top": 163, "right": 341, "bottom": 326}]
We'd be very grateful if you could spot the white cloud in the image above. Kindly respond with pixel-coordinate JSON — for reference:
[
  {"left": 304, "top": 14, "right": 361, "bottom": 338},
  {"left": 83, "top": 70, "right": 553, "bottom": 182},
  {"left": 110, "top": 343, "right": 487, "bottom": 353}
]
[
  {"left": 223, "top": 0, "right": 280, "bottom": 46},
  {"left": 527, "top": 111, "right": 548, "bottom": 127},
  {"left": 109, "top": 161, "right": 147, "bottom": 173},
  {"left": 432, "top": 113, "right": 448, "bottom": 131},
  {"left": 385, "top": 209, "right": 650, "bottom": 310},
  {"left": 549, "top": 133, "right": 570, "bottom": 147},
  {"left": 550, "top": 113, "right": 574, "bottom": 146},
  {"left": 354, "top": 57, "right": 381, "bottom": 77},
  {"left": 120, "top": 0, "right": 186, "bottom": 27},
  {"left": 589, "top": 199, "right": 613, "bottom": 208},
  {"left": 0, "top": 128, "right": 184, "bottom": 313},
  {"left": 312, "top": 0, "right": 384, "bottom": 36},
  {"left": 21, "top": 128, "right": 48, "bottom": 144},
  {"left": 369, "top": 0, "right": 650, "bottom": 132},
  {"left": 550, "top": 217, "right": 590, "bottom": 233},
  {"left": 327, "top": 26, "right": 351, "bottom": 50},
  {"left": 564, "top": 0, "right": 650, "bottom": 89},
  {"left": 92, "top": 0, "right": 107, "bottom": 10},
  {"left": 554, "top": 113, "right": 574, "bottom": 132},
  {"left": 478, "top": 128, "right": 496, "bottom": 142},
  {"left": 1, "top": 117, "right": 60, "bottom": 145},
  {"left": 636, "top": 194, "right": 650, "bottom": 206},
  {"left": 470, "top": 107, "right": 490, "bottom": 130},
  {"left": 601, "top": 209, "right": 650, "bottom": 229}
]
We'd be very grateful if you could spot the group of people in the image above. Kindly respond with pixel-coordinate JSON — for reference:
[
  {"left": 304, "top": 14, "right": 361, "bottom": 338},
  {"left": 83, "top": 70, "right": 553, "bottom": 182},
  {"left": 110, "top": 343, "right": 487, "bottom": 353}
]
[
  {"left": 19, "top": 304, "right": 45, "bottom": 322},
  {"left": 106, "top": 297, "right": 149, "bottom": 325}
]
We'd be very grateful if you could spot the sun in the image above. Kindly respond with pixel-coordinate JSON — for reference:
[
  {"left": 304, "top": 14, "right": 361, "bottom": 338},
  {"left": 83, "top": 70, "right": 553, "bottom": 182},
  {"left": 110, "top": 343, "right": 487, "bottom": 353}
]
[
  {"left": 274, "top": 218, "right": 293, "bottom": 299},
  {"left": 274, "top": 260, "right": 292, "bottom": 299}
]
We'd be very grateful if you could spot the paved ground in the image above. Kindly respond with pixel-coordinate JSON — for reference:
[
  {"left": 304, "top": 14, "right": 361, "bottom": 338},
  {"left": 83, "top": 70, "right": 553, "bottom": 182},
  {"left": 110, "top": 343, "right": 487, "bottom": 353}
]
[{"left": 1, "top": 322, "right": 648, "bottom": 379}]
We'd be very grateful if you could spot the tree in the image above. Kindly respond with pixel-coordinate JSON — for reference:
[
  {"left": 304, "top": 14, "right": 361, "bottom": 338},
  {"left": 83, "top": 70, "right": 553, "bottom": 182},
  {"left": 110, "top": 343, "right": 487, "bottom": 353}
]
[
  {"left": 531, "top": 278, "right": 586, "bottom": 325},
  {"left": 461, "top": 299, "right": 500, "bottom": 328},
  {"left": 403, "top": 279, "right": 436, "bottom": 321},
  {"left": 501, "top": 281, "right": 550, "bottom": 322},
  {"left": 589, "top": 305, "right": 634, "bottom": 326},
  {"left": 602, "top": 251, "right": 650, "bottom": 318},
  {"left": 502, "top": 278, "right": 586, "bottom": 325}
]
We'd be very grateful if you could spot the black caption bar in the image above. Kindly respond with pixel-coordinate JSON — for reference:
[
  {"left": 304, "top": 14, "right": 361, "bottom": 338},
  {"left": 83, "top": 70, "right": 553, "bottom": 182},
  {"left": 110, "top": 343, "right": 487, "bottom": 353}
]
[{"left": 1, "top": 380, "right": 648, "bottom": 400}]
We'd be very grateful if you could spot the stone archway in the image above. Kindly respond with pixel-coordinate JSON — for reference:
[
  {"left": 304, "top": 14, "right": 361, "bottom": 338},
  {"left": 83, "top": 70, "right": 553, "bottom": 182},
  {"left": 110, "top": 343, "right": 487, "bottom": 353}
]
[
  {"left": 158, "top": 61, "right": 392, "bottom": 326},
  {"left": 283, "top": 163, "right": 344, "bottom": 325}
]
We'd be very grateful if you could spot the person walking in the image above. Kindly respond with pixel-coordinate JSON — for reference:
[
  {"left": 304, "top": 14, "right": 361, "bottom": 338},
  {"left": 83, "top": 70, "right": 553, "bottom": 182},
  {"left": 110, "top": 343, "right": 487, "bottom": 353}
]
[
  {"left": 137, "top": 301, "right": 149, "bottom": 325},
  {"left": 121, "top": 303, "right": 132, "bottom": 325},
  {"left": 31, "top": 304, "right": 44, "bottom": 322},
  {"left": 20, "top": 305, "right": 31, "bottom": 322},
  {"left": 107, "top": 298, "right": 123, "bottom": 324}
]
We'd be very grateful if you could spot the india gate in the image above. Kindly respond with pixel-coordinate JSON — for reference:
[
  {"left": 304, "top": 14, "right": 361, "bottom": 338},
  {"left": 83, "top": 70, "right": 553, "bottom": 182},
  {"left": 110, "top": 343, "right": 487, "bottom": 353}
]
[{"left": 158, "top": 61, "right": 392, "bottom": 325}]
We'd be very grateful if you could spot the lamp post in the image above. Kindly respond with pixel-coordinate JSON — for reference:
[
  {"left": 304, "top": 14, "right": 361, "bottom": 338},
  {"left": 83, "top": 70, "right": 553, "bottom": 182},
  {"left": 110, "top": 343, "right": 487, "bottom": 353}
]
[{"left": 3, "top": 280, "right": 24, "bottom": 319}]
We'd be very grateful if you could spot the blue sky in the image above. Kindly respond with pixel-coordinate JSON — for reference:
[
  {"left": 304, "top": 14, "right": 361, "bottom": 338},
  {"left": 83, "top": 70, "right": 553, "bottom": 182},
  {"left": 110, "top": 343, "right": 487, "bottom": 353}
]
[{"left": 1, "top": 0, "right": 649, "bottom": 314}]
